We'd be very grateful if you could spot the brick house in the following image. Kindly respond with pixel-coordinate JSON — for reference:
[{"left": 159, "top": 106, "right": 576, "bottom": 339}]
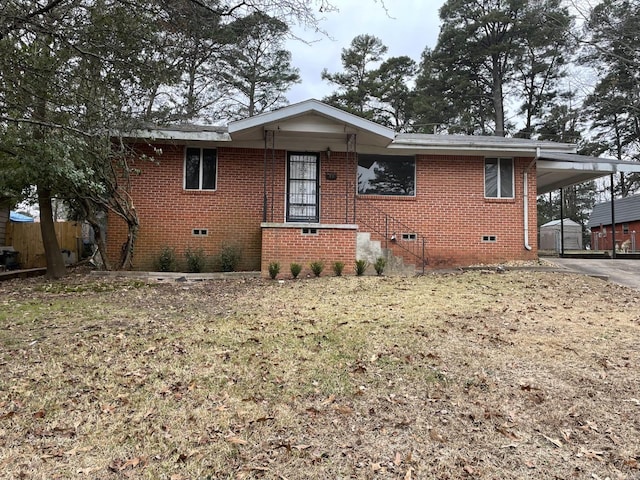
[
  {"left": 587, "top": 194, "right": 640, "bottom": 252},
  {"left": 107, "top": 99, "right": 637, "bottom": 276}
]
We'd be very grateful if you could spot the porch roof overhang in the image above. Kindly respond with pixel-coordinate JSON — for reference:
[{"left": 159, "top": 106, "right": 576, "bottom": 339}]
[
  {"left": 536, "top": 152, "right": 640, "bottom": 195},
  {"left": 122, "top": 125, "right": 230, "bottom": 143},
  {"left": 227, "top": 99, "right": 395, "bottom": 150}
]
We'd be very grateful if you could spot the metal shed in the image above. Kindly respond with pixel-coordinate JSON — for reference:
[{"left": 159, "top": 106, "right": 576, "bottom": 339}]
[{"left": 539, "top": 219, "right": 583, "bottom": 252}]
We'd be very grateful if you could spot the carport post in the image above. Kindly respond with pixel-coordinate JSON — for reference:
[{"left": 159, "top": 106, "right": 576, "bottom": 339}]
[
  {"left": 559, "top": 188, "right": 565, "bottom": 257},
  {"left": 610, "top": 173, "right": 616, "bottom": 259}
]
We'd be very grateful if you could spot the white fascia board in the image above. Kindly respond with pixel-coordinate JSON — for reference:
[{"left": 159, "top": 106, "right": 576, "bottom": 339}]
[
  {"left": 124, "top": 129, "right": 231, "bottom": 143},
  {"left": 390, "top": 135, "right": 576, "bottom": 155},
  {"left": 228, "top": 99, "right": 395, "bottom": 141},
  {"left": 537, "top": 159, "right": 640, "bottom": 174}
]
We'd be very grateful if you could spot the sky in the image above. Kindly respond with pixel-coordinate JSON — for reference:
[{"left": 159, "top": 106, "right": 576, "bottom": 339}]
[{"left": 285, "top": 0, "right": 446, "bottom": 104}]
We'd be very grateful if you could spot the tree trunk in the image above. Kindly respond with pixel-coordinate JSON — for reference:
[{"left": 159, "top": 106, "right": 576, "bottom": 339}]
[
  {"left": 492, "top": 58, "right": 505, "bottom": 137},
  {"left": 38, "top": 185, "right": 66, "bottom": 279}
]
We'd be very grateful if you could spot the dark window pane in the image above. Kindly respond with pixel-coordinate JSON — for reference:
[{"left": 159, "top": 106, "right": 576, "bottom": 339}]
[
  {"left": 484, "top": 158, "right": 498, "bottom": 197},
  {"left": 202, "top": 149, "right": 217, "bottom": 190},
  {"left": 358, "top": 154, "right": 415, "bottom": 196},
  {"left": 185, "top": 148, "right": 200, "bottom": 189},
  {"left": 500, "top": 159, "right": 513, "bottom": 197}
]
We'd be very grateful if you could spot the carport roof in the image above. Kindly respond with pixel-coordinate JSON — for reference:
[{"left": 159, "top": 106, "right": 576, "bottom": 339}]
[{"left": 537, "top": 152, "right": 640, "bottom": 195}]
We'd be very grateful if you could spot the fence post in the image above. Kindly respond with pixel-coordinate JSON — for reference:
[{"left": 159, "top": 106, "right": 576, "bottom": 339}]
[{"left": 422, "top": 238, "right": 426, "bottom": 275}]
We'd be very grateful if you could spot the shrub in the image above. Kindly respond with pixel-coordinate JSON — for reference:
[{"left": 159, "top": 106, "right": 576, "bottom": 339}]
[
  {"left": 218, "top": 244, "right": 241, "bottom": 272},
  {"left": 290, "top": 263, "right": 302, "bottom": 279},
  {"left": 184, "top": 247, "right": 206, "bottom": 273},
  {"left": 268, "top": 262, "right": 280, "bottom": 279},
  {"left": 155, "top": 246, "right": 177, "bottom": 272},
  {"left": 332, "top": 261, "right": 345, "bottom": 276},
  {"left": 374, "top": 257, "right": 386, "bottom": 276},
  {"left": 309, "top": 261, "right": 324, "bottom": 277},
  {"left": 355, "top": 259, "right": 368, "bottom": 276}
]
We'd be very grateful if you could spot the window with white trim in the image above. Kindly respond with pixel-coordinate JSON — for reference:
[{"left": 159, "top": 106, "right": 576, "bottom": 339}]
[
  {"left": 185, "top": 147, "right": 217, "bottom": 190},
  {"left": 484, "top": 158, "right": 513, "bottom": 198}
]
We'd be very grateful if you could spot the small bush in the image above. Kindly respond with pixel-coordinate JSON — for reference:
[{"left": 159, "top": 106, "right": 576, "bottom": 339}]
[
  {"left": 155, "top": 246, "right": 177, "bottom": 272},
  {"left": 185, "top": 247, "right": 206, "bottom": 273},
  {"left": 355, "top": 259, "right": 368, "bottom": 276},
  {"left": 290, "top": 263, "right": 302, "bottom": 279},
  {"left": 218, "top": 244, "right": 241, "bottom": 272},
  {"left": 268, "top": 261, "right": 280, "bottom": 279},
  {"left": 310, "top": 261, "right": 324, "bottom": 277},
  {"left": 374, "top": 257, "right": 386, "bottom": 276},
  {"left": 332, "top": 261, "right": 345, "bottom": 276}
]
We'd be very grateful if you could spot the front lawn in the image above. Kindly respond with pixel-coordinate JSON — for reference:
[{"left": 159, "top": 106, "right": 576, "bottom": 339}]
[{"left": 1, "top": 271, "right": 638, "bottom": 479}]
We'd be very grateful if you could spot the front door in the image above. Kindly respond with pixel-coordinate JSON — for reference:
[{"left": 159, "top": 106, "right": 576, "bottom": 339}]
[{"left": 287, "top": 152, "right": 319, "bottom": 222}]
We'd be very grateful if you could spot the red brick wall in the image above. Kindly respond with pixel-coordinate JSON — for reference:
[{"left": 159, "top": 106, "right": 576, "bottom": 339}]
[
  {"left": 261, "top": 226, "right": 357, "bottom": 278},
  {"left": 107, "top": 143, "right": 275, "bottom": 271},
  {"left": 108, "top": 145, "right": 538, "bottom": 272},
  {"left": 354, "top": 155, "right": 538, "bottom": 267},
  {"left": 590, "top": 220, "right": 640, "bottom": 251}
]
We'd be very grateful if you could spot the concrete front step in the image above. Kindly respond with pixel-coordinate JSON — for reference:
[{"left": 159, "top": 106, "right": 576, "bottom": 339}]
[{"left": 356, "top": 232, "right": 418, "bottom": 276}]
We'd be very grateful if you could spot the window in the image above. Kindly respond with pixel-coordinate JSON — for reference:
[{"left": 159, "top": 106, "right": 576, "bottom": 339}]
[
  {"left": 623, "top": 223, "right": 629, "bottom": 234},
  {"left": 484, "top": 158, "right": 513, "bottom": 198},
  {"left": 185, "top": 147, "right": 217, "bottom": 190},
  {"left": 358, "top": 154, "right": 415, "bottom": 196},
  {"left": 482, "top": 235, "right": 497, "bottom": 243},
  {"left": 192, "top": 228, "right": 208, "bottom": 236},
  {"left": 302, "top": 228, "right": 318, "bottom": 235},
  {"left": 402, "top": 233, "right": 417, "bottom": 241}
]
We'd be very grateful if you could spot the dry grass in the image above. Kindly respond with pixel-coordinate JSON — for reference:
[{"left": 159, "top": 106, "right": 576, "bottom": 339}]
[{"left": 0, "top": 270, "right": 639, "bottom": 479}]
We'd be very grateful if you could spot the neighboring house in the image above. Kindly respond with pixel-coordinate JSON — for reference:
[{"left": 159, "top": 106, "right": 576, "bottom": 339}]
[
  {"left": 108, "top": 99, "right": 640, "bottom": 275},
  {"left": 587, "top": 194, "right": 640, "bottom": 252},
  {"left": 539, "top": 219, "right": 583, "bottom": 252}
]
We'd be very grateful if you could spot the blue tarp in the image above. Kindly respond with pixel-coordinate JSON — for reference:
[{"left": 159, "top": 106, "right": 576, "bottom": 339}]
[{"left": 10, "top": 211, "right": 35, "bottom": 222}]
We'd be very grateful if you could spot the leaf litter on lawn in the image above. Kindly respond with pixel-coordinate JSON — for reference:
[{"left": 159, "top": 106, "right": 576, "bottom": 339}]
[{"left": 0, "top": 270, "right": 639, "bottom": 479}]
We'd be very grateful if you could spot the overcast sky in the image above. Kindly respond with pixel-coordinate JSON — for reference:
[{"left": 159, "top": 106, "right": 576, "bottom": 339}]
[{"left": 285, "top": 0, "right": 446, "bottom": 103}]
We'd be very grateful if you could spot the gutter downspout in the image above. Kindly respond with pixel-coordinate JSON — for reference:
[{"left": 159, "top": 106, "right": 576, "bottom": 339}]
[{"left": 523, "top": 148, "right": 540, "bottom": 251}]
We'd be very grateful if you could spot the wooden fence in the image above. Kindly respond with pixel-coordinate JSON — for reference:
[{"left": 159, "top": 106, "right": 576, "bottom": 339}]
[{"left": 5, "top": 221, "right": 82, "bottom": 269}]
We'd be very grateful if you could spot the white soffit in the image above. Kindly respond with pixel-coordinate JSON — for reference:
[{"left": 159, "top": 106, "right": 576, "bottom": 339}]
[
  {"left": 537, "top": 152, "right": 640, "bottom": 194},
  {"left": 227, "top": 99, "right": 395, "bottom": 147}
]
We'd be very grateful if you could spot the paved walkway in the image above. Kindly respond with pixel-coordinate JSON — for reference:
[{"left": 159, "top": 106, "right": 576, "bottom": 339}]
[{"left": 547, "top": 257, "right": 640, "bottom": 291}]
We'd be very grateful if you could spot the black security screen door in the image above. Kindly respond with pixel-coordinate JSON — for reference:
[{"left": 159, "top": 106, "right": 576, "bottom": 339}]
[{"left": 287, "top": 153, "right": 319, "bottom": 222}]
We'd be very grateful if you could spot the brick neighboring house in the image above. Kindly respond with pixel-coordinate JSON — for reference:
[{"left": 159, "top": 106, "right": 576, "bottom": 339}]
[
  {"left": 587, "top": 194, "right": 640, "bottom": 252},
  {"left": 107, "top": 99, "right": 640, "bottom": 276}
]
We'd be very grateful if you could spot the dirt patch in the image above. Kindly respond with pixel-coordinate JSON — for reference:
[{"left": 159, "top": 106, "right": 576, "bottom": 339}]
[{"left": 1, "top": 271, "right": 639, "bottom": 479}]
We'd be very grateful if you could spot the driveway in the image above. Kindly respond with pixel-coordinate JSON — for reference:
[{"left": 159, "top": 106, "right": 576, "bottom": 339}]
[{"left": 547, "top": 257, "right": 640, "bottom": 291}]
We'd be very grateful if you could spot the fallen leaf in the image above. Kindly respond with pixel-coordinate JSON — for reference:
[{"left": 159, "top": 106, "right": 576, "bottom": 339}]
[
  {"left": 541, "top": 434, "right": 562, "bottom": 448},
  {"left": 64, "top": 446, "right": 93, "bottom": 456},
  {"left": 405, "top": 467, "right": 413, "bottom": 479},
  {"left": 292, "top": 444, "right": 312, "bottom": 451},
  {"left": 120, "top": 456, "right": 147, "bottom": 470},
  {"left": 624, "top": 458, "right": 639, "bottom": 469},
  {"left": 335, "top": 405, "right": 353, "bottom": 415},
  {"left": 394, "top": 451, "right": 402, "bottom": 466},
  {"left": 32, "top": 409, "right": 46, "bottom": 419},
  {"left": 226, "top": 436, "right": 248, "bottom": 445},
  {"left": 429, "top": 429, "right": 446, "bottom": 443}
]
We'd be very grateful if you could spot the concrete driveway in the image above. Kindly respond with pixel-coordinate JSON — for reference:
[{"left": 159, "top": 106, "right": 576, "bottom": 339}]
[{"left": 547, "top": 257, "right": 640, "bottom": 291}]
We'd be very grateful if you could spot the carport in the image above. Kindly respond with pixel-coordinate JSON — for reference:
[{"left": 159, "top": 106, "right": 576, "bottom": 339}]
[{"left": 536, "top": 152, "right": 640, "bottom": 257}]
